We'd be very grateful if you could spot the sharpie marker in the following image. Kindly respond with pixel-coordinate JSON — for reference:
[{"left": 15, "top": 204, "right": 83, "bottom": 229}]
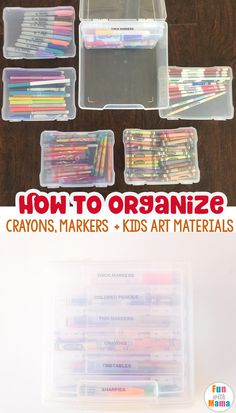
[
  {"left": 17, "top": 39, "right": 68, "bottom": 49},
  {"left": 15, "top": 42, "right": 65, "bottom": 55},
  {"left": 17, "top": 27, "right": 70, "bottom": 36},
  {"left": 20, "top": 33, "right": 72, "bottom": 42},
  {"left": 6, "top": 47, "right": 54, "bottom": 58},
  {"left": 18, "top": 37, "right": 69, "bottom": 47},
  {"left": 24, "top": 9, "right": 74, "bottom": 17}
]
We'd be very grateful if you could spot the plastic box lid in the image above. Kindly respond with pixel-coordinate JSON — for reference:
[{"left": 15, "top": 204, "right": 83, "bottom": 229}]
[{"left": 79, "top": 0, "right": 167, "bottom": 20}]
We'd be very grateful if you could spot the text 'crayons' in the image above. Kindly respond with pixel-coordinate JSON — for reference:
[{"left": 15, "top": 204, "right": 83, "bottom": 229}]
[
  {"left": 40, "top": 131, "right": 115, "bottom": 188},
  {"left": 4, "top": 6, "right": 75, "bottom": 59}
]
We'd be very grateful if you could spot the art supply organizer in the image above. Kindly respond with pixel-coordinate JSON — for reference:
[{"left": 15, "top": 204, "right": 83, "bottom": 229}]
[
  {"left": 160, "top": 66, "right": 234, "bottom": 120},
  {"left": 79, "top": 0, "right": 169, "bottom": 110},
  {"left": 2, "top": 68, "right": 76, "bottom": 122},
  {"left": 3, "top": 7, "right": 76, "bottom": 60},
  {"left": 40, "top": 130, "right": 115, "bottom": 188},
  {"left": 124, "top": 128, "right": 200, "bottom": 185},
  {"left": 43, "top": 262, "right": 193, "bottom": 409}
]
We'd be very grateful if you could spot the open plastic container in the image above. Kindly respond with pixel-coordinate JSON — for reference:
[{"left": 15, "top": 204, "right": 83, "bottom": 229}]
[
  {"left": 79, "top": 0, "right": 169, "bottom": 110},
  {"left": 3, "top": 7, "right": 76, "bottom": 60},
  {"left": 43, "top": 261, "right": 193, "bottom": 409},
  {"left": 40, "top": 130, "right": 115, "bottom": 188},
  {"left": 124, "top": 127, "right": 200, "bottom": 185},
  {"left": 159, "top": 66, "right": 234, "bottom": 120},
  {"left": 2, "top": 68, "right": 76, "bottom": 122}
]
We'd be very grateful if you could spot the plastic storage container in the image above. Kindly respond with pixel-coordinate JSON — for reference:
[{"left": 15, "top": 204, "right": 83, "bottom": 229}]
[
  {"left": 3, "top": 7, "right": 76, "bottom": 60},
  {"left": 159, "top": 66, "right": 234, "bottom": 120},
  {"left": 124, "top": 128, "right": 200, "bottom": 185},
  {"left": 79, "top": 0, "right": 169, "bottom": 110},
  {"left": 2, "top": 68, "right": 76, "bottom": 122},
  {"left": 43, "top": 261, "right": 193, "bottom": 409},
  {"left": 40, "top": 130, "right": 115, "bottom": 188}
]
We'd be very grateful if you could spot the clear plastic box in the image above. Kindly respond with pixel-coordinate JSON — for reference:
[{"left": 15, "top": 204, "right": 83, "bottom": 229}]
[
  {"left": 124, "top": 127, "right": 200, "bottom": 185},
  {"left": 2, "top": 68, "right": 76, "bottom": 122},
  {"left": 159, "top": 66, "right": 234, "bottom": 120},
  {"left": 79, "top": 0, "right": 169, "bottom": 110},
  {"left": 40, "top": 130, "right": 115, "bottom": 188},
  {"left": 43, "top": 261, "right": 193, "bottom": 409},
  {"left": 3, "top": 7, "right": 76, "bottom": 60}
]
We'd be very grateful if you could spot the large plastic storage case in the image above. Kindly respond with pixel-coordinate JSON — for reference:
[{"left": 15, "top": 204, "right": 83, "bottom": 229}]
[
  {"left": 79, "top": 0, "right": 169, "bottom": 110},
  {"left": 43, "top": 261, "right": 194, "bottom": 409}
]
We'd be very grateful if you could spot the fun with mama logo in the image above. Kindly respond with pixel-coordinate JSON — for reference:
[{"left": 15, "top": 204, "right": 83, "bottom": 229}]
[{"left": 205, "top": 383, "right": 234, "bottom": 412}]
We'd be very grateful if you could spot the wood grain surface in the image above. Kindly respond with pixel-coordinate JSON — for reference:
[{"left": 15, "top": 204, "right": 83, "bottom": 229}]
[{"left": 0, "top": 0, "right": 235, "bottom": 206}]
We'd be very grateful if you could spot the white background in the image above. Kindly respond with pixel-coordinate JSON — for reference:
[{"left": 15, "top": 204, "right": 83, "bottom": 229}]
[{"left": 0, "top": 233, "right": 235, "bottom": 413}]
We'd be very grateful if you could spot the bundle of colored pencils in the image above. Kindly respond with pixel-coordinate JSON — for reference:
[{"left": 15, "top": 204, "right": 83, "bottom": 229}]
[{"left": 164, "top": 67, "right": 230, "bottom": 117}]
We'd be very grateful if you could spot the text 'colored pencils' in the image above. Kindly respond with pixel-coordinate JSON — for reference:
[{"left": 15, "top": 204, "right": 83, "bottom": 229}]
[
  {"left": 164, "top": 67, "right": 230, "bottom": 118},
  {"left": 40, "top": 131, "right": 114, "bottom": 188},
  {"left": 5, "top": 7, "right": 75, "bottom": 59},
  {"left": 124, "top": 128, "right": 200, "bottom": 185}
]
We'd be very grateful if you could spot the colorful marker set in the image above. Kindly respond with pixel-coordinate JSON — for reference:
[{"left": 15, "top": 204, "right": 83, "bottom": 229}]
[
  {"left": 3, "top": 7, "right": 76, "bottom": 59},
  {"left": 124, "top": 128, "right": 200, "bottom": 185},
  {"left": 160, "top": 66, "right": 234, "bottom": 120},
  {"left": 2, "top": 68, "right": 76, "bottom": 122},
  {"left": 40, "top": 131, "right": 115, "bottom": 188},
  {"left": 82, "top": 26, "right": 164, "bottom": 49},
  {"left": 44, "top": 262, "right": 193, "bottom": 406}
]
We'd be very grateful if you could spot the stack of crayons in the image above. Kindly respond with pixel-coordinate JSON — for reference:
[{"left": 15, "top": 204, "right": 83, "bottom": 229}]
[
  {"left": 40, "top": 131, "right": 114, "bottom": 187},
  {"left": 164, "top": 67, "right": 230, "bottom": 117},
  {"left": 5, "top": 7, "right": 75, "bottom": 59},
  {"left": 5, "top": 69, "right": 74, "bottom": 121},
  {"left": 83, "top": 27, "right": 162, "bottom": 49},
  {"left": 124, "top": 128, "right": 200, "bottom": 185}
]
